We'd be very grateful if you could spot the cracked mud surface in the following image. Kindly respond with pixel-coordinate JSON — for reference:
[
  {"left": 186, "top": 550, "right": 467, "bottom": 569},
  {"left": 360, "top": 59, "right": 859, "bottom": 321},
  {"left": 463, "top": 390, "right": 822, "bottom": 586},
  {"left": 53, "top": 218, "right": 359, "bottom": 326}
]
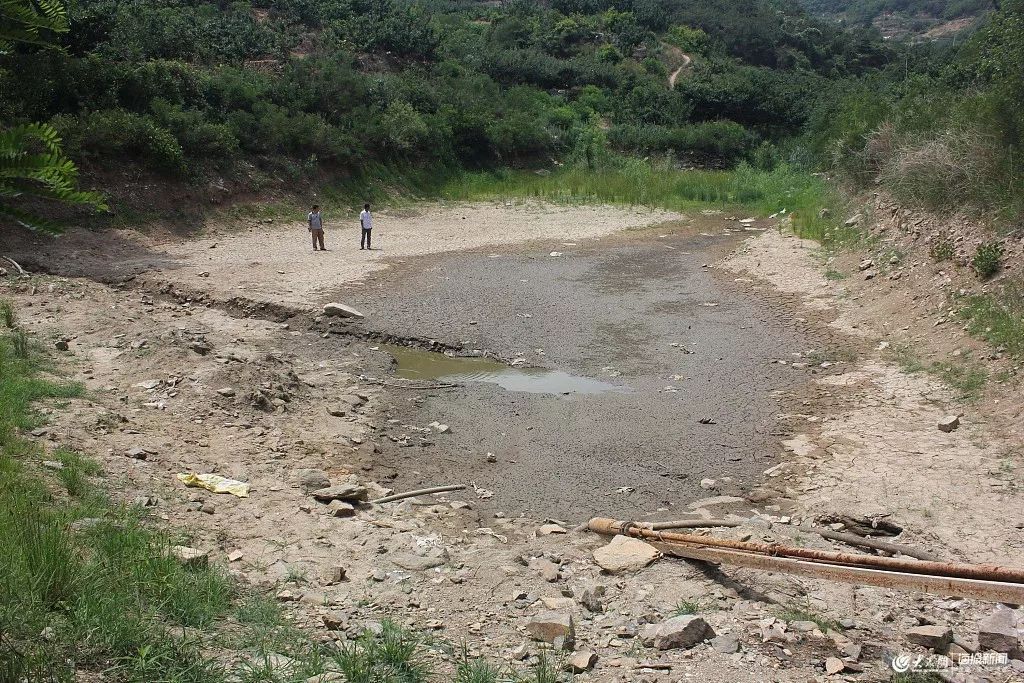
[{"left": 343, "top": 220, "right": 818, "bottom": 520}]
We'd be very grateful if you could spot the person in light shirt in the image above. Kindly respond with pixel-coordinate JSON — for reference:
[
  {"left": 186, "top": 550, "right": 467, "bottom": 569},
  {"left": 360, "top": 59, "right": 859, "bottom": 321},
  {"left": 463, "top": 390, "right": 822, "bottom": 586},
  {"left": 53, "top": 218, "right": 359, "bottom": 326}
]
[
  {"left": 359, "top": 203, "right": 373, "bottom": 250},
  {"left": 307, "top": 204, "right": 326, "bottom": 251}
]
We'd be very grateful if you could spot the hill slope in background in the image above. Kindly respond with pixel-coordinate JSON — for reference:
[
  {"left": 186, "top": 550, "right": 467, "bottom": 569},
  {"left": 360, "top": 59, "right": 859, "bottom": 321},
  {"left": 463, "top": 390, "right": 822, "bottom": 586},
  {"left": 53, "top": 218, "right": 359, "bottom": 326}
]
[
  {"left": 800, "top": 0, "right": 992, "bottom": 38},
  {"left": 0, "top": 0, "right": 1020, "bottom": 227}
]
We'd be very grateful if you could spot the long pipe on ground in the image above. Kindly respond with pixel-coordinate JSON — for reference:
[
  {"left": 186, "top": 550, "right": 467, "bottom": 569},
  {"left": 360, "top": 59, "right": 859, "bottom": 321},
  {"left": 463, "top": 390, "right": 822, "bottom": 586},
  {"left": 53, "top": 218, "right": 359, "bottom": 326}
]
[
  {"left": 649, "top": 538, "right": 1024, "bottom": 604},
  {"left": 643, "top": 518, "right": 940, "bottom": 562},
  {"left": 588, "top": 518, "right": 1024, "bottom": 584},
  {"left": 370, "top": 484, "right": 466, "bottom": 504}
]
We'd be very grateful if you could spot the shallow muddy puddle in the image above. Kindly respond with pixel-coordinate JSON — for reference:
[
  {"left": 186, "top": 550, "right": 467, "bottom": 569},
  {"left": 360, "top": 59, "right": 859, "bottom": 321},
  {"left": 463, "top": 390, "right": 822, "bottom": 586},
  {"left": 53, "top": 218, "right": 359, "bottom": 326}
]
[{"left": 381, "top": 344, "right": 629, "bottom": 395}]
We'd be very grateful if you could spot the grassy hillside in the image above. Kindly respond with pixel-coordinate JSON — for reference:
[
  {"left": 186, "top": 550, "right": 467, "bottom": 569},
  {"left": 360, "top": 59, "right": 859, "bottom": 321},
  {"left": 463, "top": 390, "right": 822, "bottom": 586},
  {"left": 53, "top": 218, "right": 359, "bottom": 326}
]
[{"left": 0, "top": 0, "right": 1021, "bottom": 226}]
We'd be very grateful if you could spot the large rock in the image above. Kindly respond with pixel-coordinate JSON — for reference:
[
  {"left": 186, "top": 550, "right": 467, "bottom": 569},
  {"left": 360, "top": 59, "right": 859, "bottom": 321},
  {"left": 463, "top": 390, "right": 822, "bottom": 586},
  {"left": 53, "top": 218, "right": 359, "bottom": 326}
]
[
  {"left": 905, "top": 625, "right": 953, "bottom": 651},
  {"left": 978, "top": 609, "right": 1020, "bottom": 653},
  {"left": 526, "top": 611, "right": 575, "bottom": 650},
  {"left": 171, "top": 545, "right": 209, "bottom": 568},
  {"left": 323, "top": 303, "right": 364, "bottom": 319},
  {"left": 641, "top": 615, "right": 716, "bottom": 650},
  {"left": 293, "top": 468, "right": 331, "bottom": 493},
  {"left": 938, "top": 415, "right": 960, "bottom": 433},
  {"left": 567, "top": 651, "right": 597, "bottom": 672},
  {"left": 391, "top": 547, "right": 449, "bottom": 571},
  {"left": 311, "top": 484, "right": 367, "bottom": 502},
  {"left": 593, "top": 535, "right": 659, "bottom": 573}
]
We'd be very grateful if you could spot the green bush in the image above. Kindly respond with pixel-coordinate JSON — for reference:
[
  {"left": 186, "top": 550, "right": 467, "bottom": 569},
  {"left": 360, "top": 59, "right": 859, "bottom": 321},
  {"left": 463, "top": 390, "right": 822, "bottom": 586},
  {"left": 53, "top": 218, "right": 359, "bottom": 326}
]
[
  {"left": 972, "top": 241, "right": 1004, "bottom": 279},
  {"left": 929, "top": 233, "right": 956, "bottom": 262},
  {"left": 53, "top": 110, "right": 186, "bottom": 173}
]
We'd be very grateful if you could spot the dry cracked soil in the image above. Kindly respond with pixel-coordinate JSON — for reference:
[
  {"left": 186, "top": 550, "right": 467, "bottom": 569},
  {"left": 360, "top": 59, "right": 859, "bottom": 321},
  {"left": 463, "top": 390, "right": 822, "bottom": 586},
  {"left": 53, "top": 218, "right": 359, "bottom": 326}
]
[{"left": 3, "top": 199, "right": 1023, "bottom": 682}]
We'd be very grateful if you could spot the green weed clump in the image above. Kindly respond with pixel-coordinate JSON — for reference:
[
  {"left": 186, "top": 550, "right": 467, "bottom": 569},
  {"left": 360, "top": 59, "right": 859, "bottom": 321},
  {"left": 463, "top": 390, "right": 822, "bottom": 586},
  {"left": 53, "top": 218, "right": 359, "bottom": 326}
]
[
  {"left": 972, "top": 241, "right": 1004, "bottom": 279},
  {"left": 958, "top": 279, "right": 1024, "bottom": 359},
  {"left": 928, "top": 233, "right": 955, "bottom": 262}
]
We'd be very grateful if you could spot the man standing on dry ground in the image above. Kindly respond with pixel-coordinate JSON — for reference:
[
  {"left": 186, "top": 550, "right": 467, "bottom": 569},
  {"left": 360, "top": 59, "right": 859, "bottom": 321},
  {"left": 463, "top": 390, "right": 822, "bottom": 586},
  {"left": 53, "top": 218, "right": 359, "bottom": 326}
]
[
  {"left": 308, "top": 204, "right": 326, "bottom": 251},
  {"left": 359, "top": 203, "right": 373, "bottom": 250}
]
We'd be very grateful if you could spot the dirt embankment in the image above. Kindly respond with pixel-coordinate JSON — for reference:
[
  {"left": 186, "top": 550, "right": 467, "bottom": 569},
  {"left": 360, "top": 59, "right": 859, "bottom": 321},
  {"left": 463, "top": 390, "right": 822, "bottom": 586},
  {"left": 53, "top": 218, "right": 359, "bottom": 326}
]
[{"left": 2, "top": 199, "right": 1023, "bottom": 681}]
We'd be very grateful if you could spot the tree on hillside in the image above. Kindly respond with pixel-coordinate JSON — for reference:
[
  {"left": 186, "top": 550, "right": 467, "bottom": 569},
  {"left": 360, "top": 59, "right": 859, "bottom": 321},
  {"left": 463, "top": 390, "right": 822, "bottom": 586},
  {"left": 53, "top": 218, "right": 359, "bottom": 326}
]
[{"left": 1, "top": 0, "right": 106, "bottom": 234}]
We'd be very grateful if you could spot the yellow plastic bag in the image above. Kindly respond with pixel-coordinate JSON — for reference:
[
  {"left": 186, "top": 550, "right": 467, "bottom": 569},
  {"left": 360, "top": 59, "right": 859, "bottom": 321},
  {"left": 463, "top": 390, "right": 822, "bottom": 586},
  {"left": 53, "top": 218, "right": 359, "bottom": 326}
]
[{"left": 176, "top": 472, "right": 250, "bottom": 498}]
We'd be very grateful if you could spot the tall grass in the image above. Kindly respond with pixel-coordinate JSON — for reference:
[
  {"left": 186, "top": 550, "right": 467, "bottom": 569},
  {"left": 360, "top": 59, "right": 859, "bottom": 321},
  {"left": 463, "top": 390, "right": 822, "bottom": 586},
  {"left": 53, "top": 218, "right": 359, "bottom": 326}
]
[
  {"left": 958, "top": 278, "right": 1024, "bottom": 359},
  {"left": 439, "top": 159, "right": 829, "bottom": 217}
]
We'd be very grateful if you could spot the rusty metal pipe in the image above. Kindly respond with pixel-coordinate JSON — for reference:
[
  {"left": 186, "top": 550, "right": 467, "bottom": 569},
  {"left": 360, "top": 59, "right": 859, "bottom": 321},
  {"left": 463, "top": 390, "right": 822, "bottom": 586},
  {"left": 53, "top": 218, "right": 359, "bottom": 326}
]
[
  {"left": 644, "top": 518, "right": 940, "bottom": 562},
  {"left": 589, "top": 518, "right": 1024, "bottom": 584}
]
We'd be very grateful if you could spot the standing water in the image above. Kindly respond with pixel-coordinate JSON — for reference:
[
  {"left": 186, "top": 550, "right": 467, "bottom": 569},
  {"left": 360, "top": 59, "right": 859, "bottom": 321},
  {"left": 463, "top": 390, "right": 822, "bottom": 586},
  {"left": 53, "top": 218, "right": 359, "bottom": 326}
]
[{"left": 382, "top": 344, "right": 628, "bottom": 395}]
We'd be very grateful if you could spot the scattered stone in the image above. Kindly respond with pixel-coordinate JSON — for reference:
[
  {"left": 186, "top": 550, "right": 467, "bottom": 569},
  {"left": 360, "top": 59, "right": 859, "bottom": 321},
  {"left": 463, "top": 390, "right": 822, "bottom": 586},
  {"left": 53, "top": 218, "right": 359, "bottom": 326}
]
[
  {"left": 845, "top": 213, "right": 864, "bottom": 227},
  {"left": 216, "top": 387, "right": 235, "bottom": 397},
  {"left": 531, "top": 558, "right": 561, "bottom": 582},
  {"left": 200, "top": 502, "right": 216, "bottom": 514},
  {"left": 526, "top": 611, "right": 575, "bottom": 650},
  {"left": 541, "top": 596, "right": 575, "bottom": 609},
  {"left": 537, "top": 523, "right": 567, "bottom": 536},
  {"left": 311, "top": 484, "right": 368, "bottom": 503},
  {"left": 905, "top": 625, "right": 953, "bottom": 651},
  {"left": 711, "top": 634, "right": 740, "bottom": 654},
  {"left": 171, "top": 545, "right": 209, "bottom": 568},
  {"left": 322, "top": 612, "right": 347, "bottom": 631},
  {"left": 54, "top": 339, "right": 69, "bottom": 351},
  {"left": 580, "top": 583, "right": 606, "bottom": 613},
  {"left": 978, "top": 608, "right": 1020, "bottom": 653},
  {"left": 789, "top": 620, "right": 819, "bottom": 633},
  {"left": 938, "top": 415, "right": 960, "bottom": 433},
  {"left": 567, "top": 651, "right": 598, "bottom": 672},
  {"left": 326, "top": 500, "right": 356, "bottom": 517},
  {"left": 326, "top": 406, "right": 347, "bottom": 417},
  {"left": 324, "top": 565, "right": 347, "bottom": 584},
  {"left": 699, "top": 478, "right": 716, "bottom": 490},
  {"left": 427, "top": 421, "right": 451, "bottom": 433},
  {"left": 641, "top": 615, "right": 716, "bottom": 650},
  {"left": 391, "top": 547, "right": 449, "bottom": 571},
  {"left": 227, "top": 550, "right": 244, "bottom": 562},
  {"left": 858, "top": 258, "right": 873, "bottom": 271},
  {"left": 825, "top": 656, "right": 846, "bottom": 675},
  {"left": 593, "top": 535, "right": 660, "bottom": 573},
  {"left": 42, "top": 460, "right": 63, "bottom": 470},
  {"left": 294, "top": 469, "right": 332, "bottom": 494},
  {"left": 323, "top": 303, "right": 364, "bottom": 319},
  {"left": 126, "top": 446, "right": 149, "bottom": 459}
]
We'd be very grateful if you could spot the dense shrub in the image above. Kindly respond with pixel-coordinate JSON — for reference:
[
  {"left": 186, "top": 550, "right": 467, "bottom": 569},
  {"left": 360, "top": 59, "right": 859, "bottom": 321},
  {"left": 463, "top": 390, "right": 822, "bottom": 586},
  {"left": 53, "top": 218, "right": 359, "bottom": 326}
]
[{"left": 608, "top": 121, "right": 756, "bottom": 160}]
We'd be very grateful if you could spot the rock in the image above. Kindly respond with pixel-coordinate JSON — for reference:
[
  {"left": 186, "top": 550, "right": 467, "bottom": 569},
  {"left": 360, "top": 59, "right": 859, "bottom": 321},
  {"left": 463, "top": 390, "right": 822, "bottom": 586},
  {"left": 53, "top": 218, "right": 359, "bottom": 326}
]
[
  {"left": 326, "top": 406, "right": 347, "bottom": 417},
  {"left": 540, "top": 596, "right": 576, "bottom": 609},
  {"left": 126, "top": 446, "right": 148, "bottom": 460},
  {"left": 294, "top": 469, "right": 332, "bottom": 493},
  {"left": 537, "top": 523, "right": 567, "bottom": 536},
  {"left": 711, "top": 634, "right": 740, "bottom": 653},
  {"left": 825, "top": 656, "right": 845, "bottom": 675},
  {"left": 324, "top": 564, "right": 347, "bottom": 584},
  {"left": 323, "top": 303, "right": 364, "bottom": 319},
  {"left": 54, "top": 339, "right": 69, "bottom": 351},
  {"left": 322, "top": 611, "right": 347, "bottom": 630},
  {"left": 845, "top": 213, "right": 863, "bottom": 227},
  {"left": 227, "top": 550, "right": 244, "bottom": 562},
  {"left": 391, "top": 547, "right": 449, "bottom": 571},
  {"left": 171, "top": 546, "right": 209, "bottom": 568},
  {"left": 978, "top": 608, "right": 1020, "bottom": 653},
  {"left": 311, "top": 484, "right": 367, "bottom": 502},
  {"left": 427, "top": 421, "right": 450, "bottom": 433},
  {"left": 699, "top": 478, "right": 716, "bottom": 490},
  {"left": 216, "top": 387, "right": 235, "bottom": 397},
  {"left": 568, "top": 651, "right": 597, "bottom": 672},
  {"left": 641, "top": 615, "right": 715, "bottom": 650},
  {"left": 580, "top": 583, "right": 606, "bottom": 613},
  {"left": 938, "top": 415, "right": 960, "bottom": 433},
  {"left": 858, "top": 258, "right": 873, "bottom": 271},
  {"left": 789, "top": 620, "right": 819, "bottom": 632},
  {"left": 593, "top": 535, "right": 660, "bottom": 573},
  {"left": 42, "top": 460, "right": 63, "bottom": 470},
  {"left": 326, "top": 500, "right": 356, "bottom": 517},
  {"left": 526, "top": 611, "right": 575, "bottom": 650},
  {"left": 905, "top": 625, "right": 953, "bottom": 651},
  {"left": 531, "top": 558, "right": 560, "bottom": 582},
  {"left": 200, "top": 502, "right": 216, "bottom": 514}
]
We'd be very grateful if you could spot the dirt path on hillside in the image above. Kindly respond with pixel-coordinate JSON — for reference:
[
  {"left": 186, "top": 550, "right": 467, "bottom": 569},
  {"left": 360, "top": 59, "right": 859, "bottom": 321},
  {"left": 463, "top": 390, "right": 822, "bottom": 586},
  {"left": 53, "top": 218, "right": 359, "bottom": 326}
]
[{"left": 3, "top": 203, "right": 1023, "bottom": 681}]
